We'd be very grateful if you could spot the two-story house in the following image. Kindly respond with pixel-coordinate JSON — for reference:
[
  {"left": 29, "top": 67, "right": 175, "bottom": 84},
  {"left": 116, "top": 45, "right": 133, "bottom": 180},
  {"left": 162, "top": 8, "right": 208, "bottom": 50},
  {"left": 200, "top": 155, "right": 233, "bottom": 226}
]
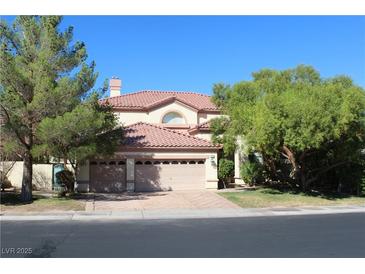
[{"left": 76, "top": 78, "right": 231, "bottom": 193}]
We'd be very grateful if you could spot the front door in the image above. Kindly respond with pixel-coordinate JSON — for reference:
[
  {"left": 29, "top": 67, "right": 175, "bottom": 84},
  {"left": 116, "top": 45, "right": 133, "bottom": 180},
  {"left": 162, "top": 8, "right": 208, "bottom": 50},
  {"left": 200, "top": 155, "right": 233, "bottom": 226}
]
[{"left": 52, "top": 164, "right": 64, "bottom": 191}]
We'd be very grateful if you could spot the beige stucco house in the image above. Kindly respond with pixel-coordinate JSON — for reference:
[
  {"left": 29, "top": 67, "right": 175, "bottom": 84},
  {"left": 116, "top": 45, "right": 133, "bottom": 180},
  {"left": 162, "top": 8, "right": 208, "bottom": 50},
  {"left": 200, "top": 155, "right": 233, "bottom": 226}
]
[{"left": 76, "top": 78, "right": 243, "bottom": 192}]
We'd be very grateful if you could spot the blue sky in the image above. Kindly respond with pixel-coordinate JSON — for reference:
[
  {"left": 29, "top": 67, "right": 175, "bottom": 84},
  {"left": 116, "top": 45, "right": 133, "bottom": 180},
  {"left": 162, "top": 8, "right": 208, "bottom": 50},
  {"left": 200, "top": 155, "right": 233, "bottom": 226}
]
[{"left": 3, "top": 16, "right": 365, "bottom": 95}]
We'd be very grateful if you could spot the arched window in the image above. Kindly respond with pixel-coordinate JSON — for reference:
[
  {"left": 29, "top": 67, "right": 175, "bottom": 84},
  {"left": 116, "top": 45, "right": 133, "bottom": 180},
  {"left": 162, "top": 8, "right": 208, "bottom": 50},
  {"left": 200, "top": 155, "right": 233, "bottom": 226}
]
[
  {"left": 171, "top": 161, "right": 178, "bottom": 165},
  {"left": 197, "top": 160, "right": 205, "bottom": 164},
  {"left": 144, "top": 161, "right": 152, "bottom": 165},
  {"left": 153, "top": 161, "right": 161, "bottom": 165},
  {"left": 135, "top": 161, "right": 143, "bottom": 165},
  {"left": 162, "top": 112, "right": 185, "bottom": 124},
  {"left": 180, "top": 161, "right": 187, "bottom": 165},
  {"left": 189, "top": 161, "right": 196, "bottom": 164},
  {"left": 109, "top": 161, "right": 116, "bottom": 165},
  {"left": 90, "top": 161, "right": 98, "bottom": 165},
  {"left": 118, "top": 161, "right": 126, "bottom": 165}
]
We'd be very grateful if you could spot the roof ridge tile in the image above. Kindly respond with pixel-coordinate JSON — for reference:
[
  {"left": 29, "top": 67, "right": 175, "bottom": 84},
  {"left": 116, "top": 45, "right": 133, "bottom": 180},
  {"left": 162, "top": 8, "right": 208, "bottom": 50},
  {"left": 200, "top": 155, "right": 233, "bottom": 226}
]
[{"left": 100, "top": 90, "right": 219, "bottom": 112}]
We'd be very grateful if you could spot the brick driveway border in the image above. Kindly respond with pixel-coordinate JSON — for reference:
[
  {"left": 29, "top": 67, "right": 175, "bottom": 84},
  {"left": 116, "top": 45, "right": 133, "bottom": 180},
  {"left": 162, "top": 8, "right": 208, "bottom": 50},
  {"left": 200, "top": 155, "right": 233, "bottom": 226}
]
[{"left": 87, "top": 190, "right": 240, "bottom": 212}]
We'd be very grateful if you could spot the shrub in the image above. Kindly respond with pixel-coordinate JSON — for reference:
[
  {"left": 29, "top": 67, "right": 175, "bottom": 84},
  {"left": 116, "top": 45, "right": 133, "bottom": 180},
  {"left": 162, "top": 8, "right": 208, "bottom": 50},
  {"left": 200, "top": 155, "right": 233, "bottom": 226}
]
[
  {"left": 55, "top": 170, "right": 75, "bottom": 193},
  {"left": 357, "top": 165, "right": 365, "bottom": 196},
  {"left": 218, "top": 159, "right": 235, "bottom": 185},
  {"left": 0, "top": 171, "right": 12, "bottom": 191},
  {"left": 240, "top": 160, "right": 263, "bottom": 186},
  {"left": 57, "top": 188, "right": 67, "bottom": 197}
]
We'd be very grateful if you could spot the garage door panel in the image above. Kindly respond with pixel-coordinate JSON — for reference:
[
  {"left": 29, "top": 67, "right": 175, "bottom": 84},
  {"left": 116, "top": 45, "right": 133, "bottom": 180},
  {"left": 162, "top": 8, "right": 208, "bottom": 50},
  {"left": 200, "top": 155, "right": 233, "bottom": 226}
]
[
  {"left": 135, "top": 160, "right": 205, "bottom": 191},
  {"left": 135, "top": 165, "right": 163, "bottom": 191},
  {"left": 90, "top": 162, "right": 126, "bottom": 193}
]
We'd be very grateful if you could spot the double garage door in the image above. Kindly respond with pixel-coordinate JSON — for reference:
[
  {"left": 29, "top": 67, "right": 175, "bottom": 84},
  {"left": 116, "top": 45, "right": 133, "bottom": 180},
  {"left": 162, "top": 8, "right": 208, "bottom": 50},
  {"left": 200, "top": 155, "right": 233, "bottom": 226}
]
[
  {"left": 89, "top": 159, "right": 206, "bottom": 192},
  {"left": 135, "top": 159, "right": 206, "bottom": 191}
]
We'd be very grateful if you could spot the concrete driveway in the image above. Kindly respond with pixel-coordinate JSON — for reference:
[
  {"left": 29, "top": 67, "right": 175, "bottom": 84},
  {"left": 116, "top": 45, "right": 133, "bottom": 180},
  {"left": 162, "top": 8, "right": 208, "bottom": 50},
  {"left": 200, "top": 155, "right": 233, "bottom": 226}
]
[{"left": 86, "top": 190, "right": 239, "bottom": 211}]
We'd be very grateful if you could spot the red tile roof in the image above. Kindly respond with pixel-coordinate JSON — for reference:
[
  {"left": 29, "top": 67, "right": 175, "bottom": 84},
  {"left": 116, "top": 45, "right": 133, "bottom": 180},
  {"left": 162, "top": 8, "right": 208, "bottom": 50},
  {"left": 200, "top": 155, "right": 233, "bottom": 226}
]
[
  {"left": 188, "top": 121, "right": 211, "bottom": 134},
  {"left": 100, "top": 90, "right": 219, "bottom": 112},
  {"left": 197, "top": 121, "right": 210, "bottom": 129},
  {"left": 122, "top": 122, "right": 220, "bottom": 150}
]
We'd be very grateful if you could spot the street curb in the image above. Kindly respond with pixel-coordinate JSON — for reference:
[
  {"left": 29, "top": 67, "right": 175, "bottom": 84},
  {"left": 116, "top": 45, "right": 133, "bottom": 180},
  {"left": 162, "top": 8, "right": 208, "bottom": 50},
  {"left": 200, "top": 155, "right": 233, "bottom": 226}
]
[{"left": 1, "top": 206, "right": 364, "bottom": 221}]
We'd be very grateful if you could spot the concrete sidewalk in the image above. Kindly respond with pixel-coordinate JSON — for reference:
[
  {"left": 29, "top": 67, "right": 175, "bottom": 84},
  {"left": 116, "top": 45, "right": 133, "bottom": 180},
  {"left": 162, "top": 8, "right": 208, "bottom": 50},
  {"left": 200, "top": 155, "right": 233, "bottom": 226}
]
[{"left": 1, "top": 205, "right": 364, "bottom": 221}]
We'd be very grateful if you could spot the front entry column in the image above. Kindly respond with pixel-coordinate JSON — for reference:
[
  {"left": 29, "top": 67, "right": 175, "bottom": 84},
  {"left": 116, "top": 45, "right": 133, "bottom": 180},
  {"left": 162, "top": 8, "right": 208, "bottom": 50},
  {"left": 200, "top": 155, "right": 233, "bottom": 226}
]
[
  {"left": 126, "top": 158, "right": 135, "bottom": 192},
  {"left": 234, "top": 149, "right": 244, "bottom": 185},
  {"left": 234, "top": 136, "right": 246, "bottom": 185},
  {"left": 205, "top": 153, "right": 219, "bottom": 189}
]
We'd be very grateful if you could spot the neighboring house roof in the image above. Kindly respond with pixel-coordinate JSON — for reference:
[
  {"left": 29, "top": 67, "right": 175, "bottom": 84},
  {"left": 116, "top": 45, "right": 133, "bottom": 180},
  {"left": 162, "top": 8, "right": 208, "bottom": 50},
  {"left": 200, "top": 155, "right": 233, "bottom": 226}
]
[
  {"left": 121, "top": 122, "right": 220, "bottom": 150},
  {"left": 100, "top": 90, "right": 219, "bottom": 112}
]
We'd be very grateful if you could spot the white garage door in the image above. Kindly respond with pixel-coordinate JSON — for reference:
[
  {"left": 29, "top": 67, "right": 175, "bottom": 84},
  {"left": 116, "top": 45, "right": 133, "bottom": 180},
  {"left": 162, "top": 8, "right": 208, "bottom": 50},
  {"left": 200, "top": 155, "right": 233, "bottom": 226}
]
[
  {"left": 89, "top": 160, "right": 126, "bottom": 192},
  {"left": 135, "top": 159, "right": 206, "bottom": 191}
]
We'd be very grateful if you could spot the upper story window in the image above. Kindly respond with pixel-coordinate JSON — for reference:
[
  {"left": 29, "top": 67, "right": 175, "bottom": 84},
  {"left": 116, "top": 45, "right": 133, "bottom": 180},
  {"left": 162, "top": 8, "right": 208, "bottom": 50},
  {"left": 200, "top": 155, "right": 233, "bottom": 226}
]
[{"left": 162, "top": 112, "right": 185, "bottom": 124}]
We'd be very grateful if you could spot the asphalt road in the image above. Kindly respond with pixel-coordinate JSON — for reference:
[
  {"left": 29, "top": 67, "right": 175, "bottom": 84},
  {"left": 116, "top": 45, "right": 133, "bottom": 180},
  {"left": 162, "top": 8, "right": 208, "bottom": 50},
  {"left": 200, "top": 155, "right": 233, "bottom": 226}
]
[{"left": 1, "top": 213, "right": 364, "bottom": 258}]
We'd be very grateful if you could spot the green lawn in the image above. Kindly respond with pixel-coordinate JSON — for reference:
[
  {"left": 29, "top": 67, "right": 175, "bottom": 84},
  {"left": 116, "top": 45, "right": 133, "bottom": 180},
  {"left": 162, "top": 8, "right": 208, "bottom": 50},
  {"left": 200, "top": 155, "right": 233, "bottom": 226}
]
[
  {"left": 219, "top": 188, "right": 365, "bottom": 208},
  {"left": 0, "top": 192, "right": 86, "bottom": 213}
]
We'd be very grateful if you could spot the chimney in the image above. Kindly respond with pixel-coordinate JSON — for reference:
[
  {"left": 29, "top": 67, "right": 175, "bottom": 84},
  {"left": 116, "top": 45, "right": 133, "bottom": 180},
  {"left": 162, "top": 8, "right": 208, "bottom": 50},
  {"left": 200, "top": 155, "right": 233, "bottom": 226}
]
[{"left": 109, "top": 77, "right": 122, "bottom": 97}]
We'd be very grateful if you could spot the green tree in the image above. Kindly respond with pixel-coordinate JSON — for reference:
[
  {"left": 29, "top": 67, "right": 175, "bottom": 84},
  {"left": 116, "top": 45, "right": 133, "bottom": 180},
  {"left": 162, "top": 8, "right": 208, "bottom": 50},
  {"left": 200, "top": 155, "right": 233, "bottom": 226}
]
[
  {"left": 0, "top": 16, "right": 118, "bottom": 201},
  {"left": 33, "top": 93, "right": 122, "bottom": 171},
  {"left": 212, "top": 65, "right": 365, "bottom": 193}
]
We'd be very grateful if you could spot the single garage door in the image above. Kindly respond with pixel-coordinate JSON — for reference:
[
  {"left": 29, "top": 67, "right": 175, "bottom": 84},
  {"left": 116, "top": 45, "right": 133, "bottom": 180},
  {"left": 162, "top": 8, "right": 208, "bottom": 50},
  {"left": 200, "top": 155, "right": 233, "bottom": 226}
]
[
  {"left": 89, "top": 160, "right": 126, "bottom": 192},
  {"left": 135, "top": 159, "right": 206, "bottom": 191}
]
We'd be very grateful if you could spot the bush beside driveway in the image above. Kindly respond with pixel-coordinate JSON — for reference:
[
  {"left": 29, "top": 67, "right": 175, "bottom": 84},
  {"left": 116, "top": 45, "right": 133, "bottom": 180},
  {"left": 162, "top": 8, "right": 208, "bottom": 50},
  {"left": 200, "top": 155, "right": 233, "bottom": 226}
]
[{"left": 219, "top": 187, "right": 365, "bottom": 208}]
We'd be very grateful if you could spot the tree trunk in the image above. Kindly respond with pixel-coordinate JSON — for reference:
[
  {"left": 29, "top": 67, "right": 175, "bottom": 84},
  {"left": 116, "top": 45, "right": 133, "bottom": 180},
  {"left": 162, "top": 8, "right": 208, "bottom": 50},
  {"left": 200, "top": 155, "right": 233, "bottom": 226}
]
[
  {"left": 21, "top": 151, "right": 33, "bottom": 202},
  {"left": 282, "top": 146, "right": 308, "bottom": 191},
  {"left": 282, "top": 146, "right": 299, "bottom": 174},
  {"left": 300, "top": 169, "right": 307, "bottom": 192},
  {"left": 63, "top": 157, "right": 68, "bottom": 170}
]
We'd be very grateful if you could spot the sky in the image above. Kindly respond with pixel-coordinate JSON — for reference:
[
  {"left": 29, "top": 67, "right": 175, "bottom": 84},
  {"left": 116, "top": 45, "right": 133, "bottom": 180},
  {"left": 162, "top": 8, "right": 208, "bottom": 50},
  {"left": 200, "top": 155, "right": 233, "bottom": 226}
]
[{"left": 2, "top": 16, "right": 365, "bottom": 95}]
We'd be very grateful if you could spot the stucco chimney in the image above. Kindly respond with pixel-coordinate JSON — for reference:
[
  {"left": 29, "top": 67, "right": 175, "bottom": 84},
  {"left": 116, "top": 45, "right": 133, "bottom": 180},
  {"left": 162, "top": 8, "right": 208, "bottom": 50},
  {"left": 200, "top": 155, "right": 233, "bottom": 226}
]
[{"left": 109, "top": 77, "right": 122, "bottom": 97}]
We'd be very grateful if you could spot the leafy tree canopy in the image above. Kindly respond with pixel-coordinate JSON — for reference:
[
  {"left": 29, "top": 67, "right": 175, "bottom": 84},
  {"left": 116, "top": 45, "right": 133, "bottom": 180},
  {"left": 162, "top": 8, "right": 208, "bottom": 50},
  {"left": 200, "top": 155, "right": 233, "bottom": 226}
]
[
  {"left": 33, "top": 93, "right": 122, "bottom": 170},
  {"left": 211, "top": 65, "right": 365, "bottom": 192},
  {"left": 0, "top": 16, "right": 121, "bottom": 201}
]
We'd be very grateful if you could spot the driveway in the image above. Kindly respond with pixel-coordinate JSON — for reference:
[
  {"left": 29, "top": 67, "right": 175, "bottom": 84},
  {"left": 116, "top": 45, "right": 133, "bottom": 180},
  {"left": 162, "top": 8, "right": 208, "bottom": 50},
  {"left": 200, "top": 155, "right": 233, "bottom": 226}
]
[{"left": 86, "top": 190, "right": 239, "bottom": 211}]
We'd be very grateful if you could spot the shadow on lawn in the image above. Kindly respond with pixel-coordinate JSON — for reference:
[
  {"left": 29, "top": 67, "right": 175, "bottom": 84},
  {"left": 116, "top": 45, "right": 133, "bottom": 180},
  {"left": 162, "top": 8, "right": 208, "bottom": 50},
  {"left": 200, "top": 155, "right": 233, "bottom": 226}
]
[
  {"left": 0, "top": 191, "right": 49, "bottom": 205},
  {"left": 0, "top": 190, "right": 89, "bottom": 205},
  {"left": 0, "top": 190, "right": 170, "bottom": 205},
  {"left": 257, "top": 185, "right": 364, "bottom": 200}
]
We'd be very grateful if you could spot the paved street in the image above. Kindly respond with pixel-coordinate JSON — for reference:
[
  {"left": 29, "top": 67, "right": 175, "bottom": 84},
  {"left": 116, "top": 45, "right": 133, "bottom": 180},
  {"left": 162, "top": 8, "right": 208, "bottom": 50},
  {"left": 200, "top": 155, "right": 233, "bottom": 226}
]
[{"left": 1, "top": 213, "right": 364, "bottom": 258}]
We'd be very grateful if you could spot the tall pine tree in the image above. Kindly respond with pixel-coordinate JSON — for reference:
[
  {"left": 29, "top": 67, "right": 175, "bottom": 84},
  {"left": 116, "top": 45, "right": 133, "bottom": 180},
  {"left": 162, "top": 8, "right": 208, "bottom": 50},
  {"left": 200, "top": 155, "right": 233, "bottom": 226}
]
[{"left": 0, "top": 16, "right": 120, "bottom": 201}]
